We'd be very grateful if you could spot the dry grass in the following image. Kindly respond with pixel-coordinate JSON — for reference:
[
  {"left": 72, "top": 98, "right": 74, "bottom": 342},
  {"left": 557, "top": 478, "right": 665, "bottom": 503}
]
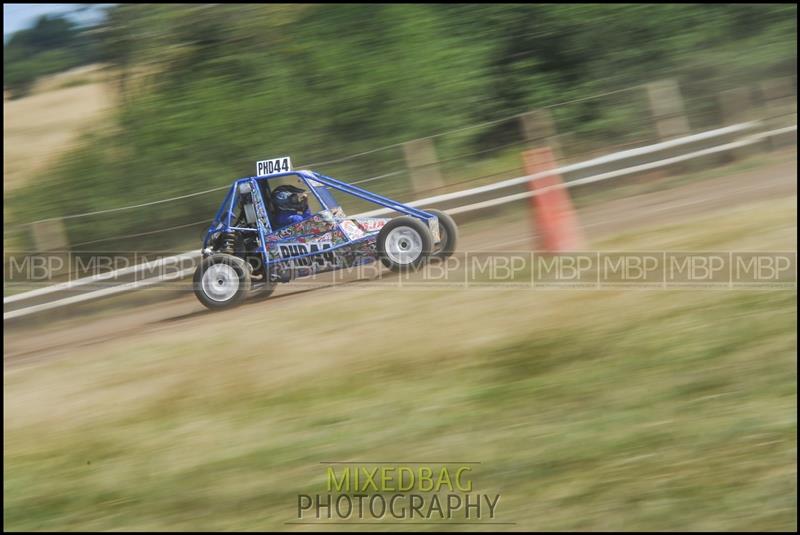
[{"left": 3, "top": 64, "right": 114, "bottom": 196}]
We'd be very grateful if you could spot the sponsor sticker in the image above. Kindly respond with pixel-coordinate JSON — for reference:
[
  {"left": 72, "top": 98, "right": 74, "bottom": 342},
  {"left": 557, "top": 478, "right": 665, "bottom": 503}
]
[{"left": 278, "top": 241, "right": 337, "bottom": 268}]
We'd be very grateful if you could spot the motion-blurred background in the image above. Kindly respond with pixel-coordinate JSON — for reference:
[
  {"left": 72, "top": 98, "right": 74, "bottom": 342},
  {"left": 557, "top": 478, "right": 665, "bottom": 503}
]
[
  {"left": 4, "top": 3, "right": 797, "bottom": 531},
  {"left": 3, "top": 3, "right": 796, "bottom": 251}
]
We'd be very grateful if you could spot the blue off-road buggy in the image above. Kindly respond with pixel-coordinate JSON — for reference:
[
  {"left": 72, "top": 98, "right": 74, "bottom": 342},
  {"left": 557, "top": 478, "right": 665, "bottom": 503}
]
[{"left": 193, "top": 157, "right": 458, "bottom": 310}]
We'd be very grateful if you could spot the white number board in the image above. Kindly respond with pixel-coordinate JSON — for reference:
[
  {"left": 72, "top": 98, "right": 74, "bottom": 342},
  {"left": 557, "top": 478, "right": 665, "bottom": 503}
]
[{"left": 256, "top": 156, "right": 292, "bottom": 176}]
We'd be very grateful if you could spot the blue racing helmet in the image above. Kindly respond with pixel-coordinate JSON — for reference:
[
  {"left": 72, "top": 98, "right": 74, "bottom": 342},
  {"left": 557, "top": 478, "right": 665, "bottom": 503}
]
[{"left": 272, "top": 184, "right": 308, "bottom": 212}]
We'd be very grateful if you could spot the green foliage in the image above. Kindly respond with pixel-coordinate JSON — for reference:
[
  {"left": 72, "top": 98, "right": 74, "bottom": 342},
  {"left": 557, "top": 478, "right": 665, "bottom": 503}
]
[
  {"left": 3, "top": 14, "right": 100, "bottom": 98},
  {"left": 6, "top": 4, "right": 797, "bottom": 249}
]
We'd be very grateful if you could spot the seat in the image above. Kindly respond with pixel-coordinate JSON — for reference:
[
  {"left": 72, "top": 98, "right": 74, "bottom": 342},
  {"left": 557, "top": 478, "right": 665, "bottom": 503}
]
[{"left": 258, "top": 181, "right": 281, "bottom": 229}]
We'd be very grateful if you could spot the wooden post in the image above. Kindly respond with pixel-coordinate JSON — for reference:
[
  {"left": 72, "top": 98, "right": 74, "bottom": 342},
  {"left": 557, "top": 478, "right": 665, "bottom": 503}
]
[
  {"left": 760, "top": 76, "right": 796, "bottom": 121},
  {"left": 760, "top": 77, "right": 797, "bottom": 149},
  {"left": 31, "top": 218, "right": 70, "bottom": 253},
  {"left": 646, "top": 78, "right": 693, "bottom": 172},
  {"left": 646, "top": 79, "right": 690, "bottom": 141},
  {"left": 519, "top": 109, "right": 563, "bottom": 160},
  {"left": 403, "top": 137, "right": 445, "bottom": 195},
  {"left": 719, "top": 87, "right": 756, "bottom": 159},
  {"left": 720, "top": 87, "right": 753, "bottom": 125}
]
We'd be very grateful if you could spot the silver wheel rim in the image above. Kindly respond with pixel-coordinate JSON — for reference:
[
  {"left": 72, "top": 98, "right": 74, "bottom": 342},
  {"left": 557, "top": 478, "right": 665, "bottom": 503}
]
[
  {"left": 385, "top": 226, "right": 423, "bottom": 265},
  {"left": 201, "top": 263, "right": 240, "bottom": 302}
]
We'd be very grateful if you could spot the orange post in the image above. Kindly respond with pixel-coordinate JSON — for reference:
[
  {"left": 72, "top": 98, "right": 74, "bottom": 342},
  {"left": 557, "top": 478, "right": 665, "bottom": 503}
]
[{"left": 522, "top": 147, "right": 585, "bottom": 251}]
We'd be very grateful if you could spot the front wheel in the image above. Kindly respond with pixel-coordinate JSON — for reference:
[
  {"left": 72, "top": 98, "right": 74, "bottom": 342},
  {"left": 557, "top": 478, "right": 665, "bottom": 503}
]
[
  {"left": 427, "top": 209, "right": 458, "bottom": 260},
  {"left": 193, "top": 254, "right": 252, "bottom": 310},
  {"left": 377, "top": 216, "right": 433, "bottom": 272}
]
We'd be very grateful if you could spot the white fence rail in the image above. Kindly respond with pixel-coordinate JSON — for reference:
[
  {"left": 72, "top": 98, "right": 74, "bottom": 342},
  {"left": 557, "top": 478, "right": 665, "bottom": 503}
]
[
  {"left": 4, "top": 122, "right": 796, "bottom": 320},
  {"left": 358, "top": 121, "right": 759, "bottom": 217}
]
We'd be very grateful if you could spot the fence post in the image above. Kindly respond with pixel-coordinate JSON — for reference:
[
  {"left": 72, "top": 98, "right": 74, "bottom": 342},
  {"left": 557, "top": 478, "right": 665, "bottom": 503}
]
[
  {"left": 646, "top": 78, "right": 693, "bottom": 172},
  {"left": 646, "top": 79, "right": 690, "bottom": 141},
  {"left": 31, "top": 218, "right": 70, "bottom": 253},
  {"left": 759, "top": 77, "right": 797, "bottom": 149},
  {"left": 403, "top": 137, "right": 445, "bottom": 195},
  {"left": 719, "top": 87, "right": 757, "bottom": 159},
  {"left": 519, "top": 109, "right": 563, "bottom": 160}
]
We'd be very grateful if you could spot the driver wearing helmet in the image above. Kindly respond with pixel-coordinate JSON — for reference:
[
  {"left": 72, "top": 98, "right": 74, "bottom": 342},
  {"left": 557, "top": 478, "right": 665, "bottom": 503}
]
[{"left": 272, "top": 184, "right": 312, "bottom": 228}]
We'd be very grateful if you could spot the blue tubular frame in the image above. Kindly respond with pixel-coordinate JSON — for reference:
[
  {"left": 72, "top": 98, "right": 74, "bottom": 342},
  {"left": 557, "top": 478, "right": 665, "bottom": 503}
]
[
  {"left": 202, "top": 170, "right": 436, "bottom": 268},
  {"left": 308, "top": 172, "right": 435, "bottom": 220}
]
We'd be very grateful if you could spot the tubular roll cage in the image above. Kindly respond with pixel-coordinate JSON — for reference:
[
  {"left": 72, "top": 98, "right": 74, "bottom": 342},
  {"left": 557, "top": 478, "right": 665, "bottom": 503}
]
[{"left": 202, "top": 170, "right": 436, "bottom": 267}]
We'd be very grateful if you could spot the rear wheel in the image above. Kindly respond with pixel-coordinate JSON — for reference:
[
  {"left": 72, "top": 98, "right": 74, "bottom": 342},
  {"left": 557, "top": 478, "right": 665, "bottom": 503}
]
[
  {"left": 377, "top": 216, "right": 433, "bottom": 271},
  {"left": 193, "top": 254, "right": 251, "bottom": 310},
  {"left": 427, "top": 209, "right": 458, "bottom": 259}
]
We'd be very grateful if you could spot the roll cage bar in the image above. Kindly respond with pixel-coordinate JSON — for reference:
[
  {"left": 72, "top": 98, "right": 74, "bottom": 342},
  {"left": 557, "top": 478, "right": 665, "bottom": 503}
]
[{"left": 202, "top": 170, "right": 435, "bottom": 266}]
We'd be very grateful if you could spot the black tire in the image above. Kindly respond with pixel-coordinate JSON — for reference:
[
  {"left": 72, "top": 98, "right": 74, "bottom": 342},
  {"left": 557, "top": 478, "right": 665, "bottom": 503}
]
[
  {"left": 193, "top": 254, "right": 252, "bottom": 310},
  {"left": 377, "top": 216, "right": 433, "bottom": 271},
  {"left": 251, "top": 281, "right": 277, "bottom": 300},
  {"left": 427, "top": 209, "right": 458, "bottom": 259},
  {"left": 245, "top": 259, "right": 277, "bottom": 300}
]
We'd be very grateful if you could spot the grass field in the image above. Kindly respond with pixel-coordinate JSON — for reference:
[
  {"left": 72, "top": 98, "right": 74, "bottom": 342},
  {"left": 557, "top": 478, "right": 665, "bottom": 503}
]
[
  {"left": 3, "top": 64, "right": 112, "bottom": 196},
  {"left": 4, "top": 179, "right": 796, "bottom": 530}
]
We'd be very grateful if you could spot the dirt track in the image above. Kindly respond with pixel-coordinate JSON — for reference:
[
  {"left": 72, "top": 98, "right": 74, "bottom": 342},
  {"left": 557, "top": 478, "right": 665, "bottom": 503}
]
[{"left": 4, "top": 156, "right": 797, "bottom": 366}]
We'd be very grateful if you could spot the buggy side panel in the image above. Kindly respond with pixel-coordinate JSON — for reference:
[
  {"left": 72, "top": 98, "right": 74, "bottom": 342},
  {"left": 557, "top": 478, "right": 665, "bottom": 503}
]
[
  {"left": 265, "top": 210, "right": 341, "bottom": 243},
  {"left": 264, "top": 210, "right": 348, "bottom": 277}
]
